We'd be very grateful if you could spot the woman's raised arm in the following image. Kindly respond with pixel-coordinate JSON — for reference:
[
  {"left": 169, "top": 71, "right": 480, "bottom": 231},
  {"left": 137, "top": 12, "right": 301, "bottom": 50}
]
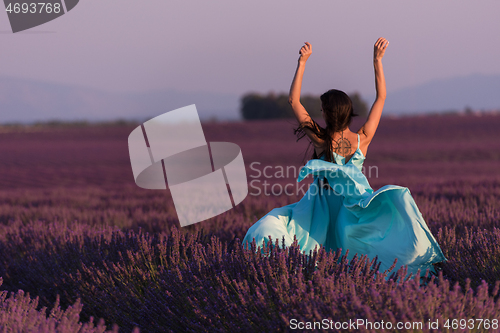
[
  {"left": 358, "top": 37, "right": 389, "bottom": 143},
  {"left": 289, "top": 42, "right": 322, "bottom": 146},
  {"left": 289, "top": 42, "right": 313, "bottom": 125}
]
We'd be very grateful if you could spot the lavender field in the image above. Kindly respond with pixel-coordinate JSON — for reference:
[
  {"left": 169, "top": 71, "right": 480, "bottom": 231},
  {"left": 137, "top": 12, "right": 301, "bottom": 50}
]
[{"left": 1, "top": 114, "right": 500, "bottom": 332}]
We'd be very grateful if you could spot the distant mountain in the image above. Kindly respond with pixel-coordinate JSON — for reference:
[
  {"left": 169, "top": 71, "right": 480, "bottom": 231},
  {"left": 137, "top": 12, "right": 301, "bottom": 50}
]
[
  {"left": 0, "top": 76, "right": 240, "bottom": 124},
  {"left": 383, "top": 74, "right": 500, "bottom": 114},
  {"left": 3, "top": 73, "right": 499, "bottom": 124}
]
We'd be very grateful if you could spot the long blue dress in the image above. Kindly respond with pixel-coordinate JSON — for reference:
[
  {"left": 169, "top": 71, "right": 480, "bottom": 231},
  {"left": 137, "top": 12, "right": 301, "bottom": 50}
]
[{"left": 242, "top": 134, "right": 446, "bottom": 276}]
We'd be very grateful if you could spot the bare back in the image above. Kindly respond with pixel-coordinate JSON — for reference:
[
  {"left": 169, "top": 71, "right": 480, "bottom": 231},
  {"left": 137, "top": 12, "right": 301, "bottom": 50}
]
[{"left": 314, "top": 129, "right": 369, "bottom": 163}]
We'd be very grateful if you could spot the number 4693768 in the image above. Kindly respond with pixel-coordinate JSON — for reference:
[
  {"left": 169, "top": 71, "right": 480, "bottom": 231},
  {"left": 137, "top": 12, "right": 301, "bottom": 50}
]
[
  {"left": 444, "top": 318, "right": 498, "bottom": 330},
  {"left": 5, "top": 3, "right": 62, "bottom": 14}
]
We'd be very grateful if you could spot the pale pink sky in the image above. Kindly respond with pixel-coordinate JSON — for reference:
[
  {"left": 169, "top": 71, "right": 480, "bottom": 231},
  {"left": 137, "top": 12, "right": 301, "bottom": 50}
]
[{"left": 1, "top": 0, "right": 500, "bottom": 98}]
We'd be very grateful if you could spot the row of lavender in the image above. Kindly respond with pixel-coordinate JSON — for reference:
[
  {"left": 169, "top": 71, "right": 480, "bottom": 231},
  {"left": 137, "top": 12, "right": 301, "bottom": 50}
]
[
  {"left": 1, "top": 219, "right": 500, "bottom": 332},
  {"left": 1, "top": 114, "right": 500, "bottom": 331}
]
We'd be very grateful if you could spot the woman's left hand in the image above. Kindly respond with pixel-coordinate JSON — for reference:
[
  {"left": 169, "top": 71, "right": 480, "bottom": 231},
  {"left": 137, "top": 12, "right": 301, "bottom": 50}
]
[
  {"left": 299, "top": 42, "right": 312, "bottom": 63},
  {"left": 374, "top": 37, "right": 389, "bottom": 61}
]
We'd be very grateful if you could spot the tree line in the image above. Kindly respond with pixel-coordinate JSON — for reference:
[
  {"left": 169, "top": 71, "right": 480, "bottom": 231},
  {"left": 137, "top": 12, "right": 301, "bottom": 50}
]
[{"left": 241, "top": 92, "right": 368, "bottom": 120}]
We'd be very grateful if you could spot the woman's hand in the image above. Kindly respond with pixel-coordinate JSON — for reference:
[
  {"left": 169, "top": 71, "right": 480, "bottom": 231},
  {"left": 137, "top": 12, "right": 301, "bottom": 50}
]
[
  {"left": 373, "top": 37, "right": 389, "bottom": 62},
  {"left": 298, "top": 42, "right": 312, "bottom": 63}
]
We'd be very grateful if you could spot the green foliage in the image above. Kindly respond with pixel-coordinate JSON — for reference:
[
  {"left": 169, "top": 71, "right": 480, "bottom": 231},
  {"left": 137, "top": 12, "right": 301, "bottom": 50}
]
[
  {"left": 241, "top": 91, "right": 368, "bottom": 120},
  {"left": 240, "top": 92, "right": 292, "bottom": 120}
]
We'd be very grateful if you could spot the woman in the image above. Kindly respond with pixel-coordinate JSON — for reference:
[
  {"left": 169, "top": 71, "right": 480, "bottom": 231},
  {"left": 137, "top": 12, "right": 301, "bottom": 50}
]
[{"left": 242, "top": 38, "right": 446, "bottom": 277}]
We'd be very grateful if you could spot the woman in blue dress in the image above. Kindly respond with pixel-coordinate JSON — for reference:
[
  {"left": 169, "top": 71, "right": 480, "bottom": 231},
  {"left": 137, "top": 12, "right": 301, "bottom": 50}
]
[{"left": 242, "top": 38, "right": 446, "bottom": 276}]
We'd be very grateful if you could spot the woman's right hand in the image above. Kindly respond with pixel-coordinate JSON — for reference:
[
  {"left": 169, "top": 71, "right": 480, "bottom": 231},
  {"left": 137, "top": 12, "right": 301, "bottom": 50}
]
[
  {"left": 298, "top": 42, "right": 312, "bottom": 63},
  {"left": 374, "top": 37, "right": 389, "bottom": 61}
]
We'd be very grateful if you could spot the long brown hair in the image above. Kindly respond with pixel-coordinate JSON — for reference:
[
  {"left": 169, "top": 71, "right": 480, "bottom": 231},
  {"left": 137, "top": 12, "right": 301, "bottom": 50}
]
[{"left": 295, "top": 89, "right": 358, "bottom": 162}]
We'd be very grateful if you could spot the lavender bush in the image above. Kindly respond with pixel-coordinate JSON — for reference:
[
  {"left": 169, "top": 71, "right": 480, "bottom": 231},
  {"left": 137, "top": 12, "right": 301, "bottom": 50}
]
[{"left": 0, "top": 278, "right": 121, "bottom": 332}]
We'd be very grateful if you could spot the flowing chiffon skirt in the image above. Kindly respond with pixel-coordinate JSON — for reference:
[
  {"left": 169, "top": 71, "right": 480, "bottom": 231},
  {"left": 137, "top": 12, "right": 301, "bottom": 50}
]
[{"left": 242, "top": 159, "right": 446, "bottom": 276}]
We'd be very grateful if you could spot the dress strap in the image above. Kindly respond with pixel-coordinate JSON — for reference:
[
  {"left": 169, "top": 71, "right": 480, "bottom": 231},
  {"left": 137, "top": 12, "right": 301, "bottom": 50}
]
[{"left": 357, "top": 134, "right": 360, "bottom": 149}]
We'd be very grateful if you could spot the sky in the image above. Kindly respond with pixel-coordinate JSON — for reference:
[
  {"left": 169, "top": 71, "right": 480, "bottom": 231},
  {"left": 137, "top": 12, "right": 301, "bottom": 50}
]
[{"left": 1, "top": 0, "right": 500, "bottom": 120}]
